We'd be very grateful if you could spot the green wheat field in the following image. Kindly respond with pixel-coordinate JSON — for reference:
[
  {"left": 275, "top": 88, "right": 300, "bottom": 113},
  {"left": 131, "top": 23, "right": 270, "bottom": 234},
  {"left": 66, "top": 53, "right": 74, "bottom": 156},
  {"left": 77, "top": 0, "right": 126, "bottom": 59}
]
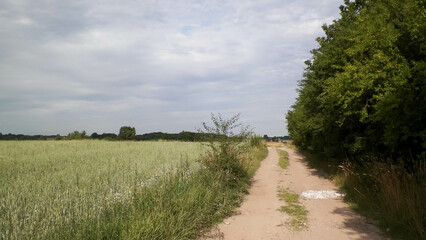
[{"left": 0, "top": 140, "right": 206, "bottom": 239}]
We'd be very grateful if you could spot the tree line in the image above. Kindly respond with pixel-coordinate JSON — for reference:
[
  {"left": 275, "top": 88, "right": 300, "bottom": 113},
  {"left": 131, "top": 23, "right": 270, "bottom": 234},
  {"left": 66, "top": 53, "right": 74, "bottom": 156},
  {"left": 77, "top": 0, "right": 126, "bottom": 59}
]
[
  {"left": 0, "top": 127, "right": 218, "bottom": 142},
  {"left": 286, "top": 0, "right": 425, "bottom": 166}
]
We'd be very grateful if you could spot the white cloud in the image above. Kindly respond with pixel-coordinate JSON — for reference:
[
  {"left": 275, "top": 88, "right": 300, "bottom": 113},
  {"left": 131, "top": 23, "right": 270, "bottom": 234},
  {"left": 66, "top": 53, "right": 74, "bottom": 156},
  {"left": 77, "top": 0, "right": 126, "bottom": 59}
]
[{"left": 0, "top": 0, "right": 343, "bottom": 135}]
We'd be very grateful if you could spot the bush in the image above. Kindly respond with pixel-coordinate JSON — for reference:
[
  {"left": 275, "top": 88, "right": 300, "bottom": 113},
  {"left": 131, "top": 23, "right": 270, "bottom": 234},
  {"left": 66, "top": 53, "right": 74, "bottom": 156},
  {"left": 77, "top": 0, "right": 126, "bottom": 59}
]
[{"left": 199, "top": 113, "right": 251, "bottom": 183}]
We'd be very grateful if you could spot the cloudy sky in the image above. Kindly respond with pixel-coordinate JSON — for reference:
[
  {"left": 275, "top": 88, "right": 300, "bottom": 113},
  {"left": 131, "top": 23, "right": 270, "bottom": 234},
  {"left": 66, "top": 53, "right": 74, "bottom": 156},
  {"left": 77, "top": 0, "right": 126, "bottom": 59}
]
[{"left": 0, "top": 0, "right": 342, "bottom": 136}]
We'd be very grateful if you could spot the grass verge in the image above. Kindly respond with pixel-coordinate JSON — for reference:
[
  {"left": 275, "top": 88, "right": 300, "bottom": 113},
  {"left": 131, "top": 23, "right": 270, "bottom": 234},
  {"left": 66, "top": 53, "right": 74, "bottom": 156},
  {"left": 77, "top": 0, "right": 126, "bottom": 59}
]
[
  {"left": 299, "top": 150, "right": 425, "bottom": 240},
  {"left": 245, "top": 143, "right": 269, "bottom": 177},
  {"left": 278, "top": 149, "right": 289, "bottom": 169},
  {"left": 278, "top": 188, "right": 308, "bottom": 230},
  {"left": 52, "top": 164, "right": 239, "bottom": 240},
  {"left": 340, "top": 159, "right": 425, "bottom": 240}
]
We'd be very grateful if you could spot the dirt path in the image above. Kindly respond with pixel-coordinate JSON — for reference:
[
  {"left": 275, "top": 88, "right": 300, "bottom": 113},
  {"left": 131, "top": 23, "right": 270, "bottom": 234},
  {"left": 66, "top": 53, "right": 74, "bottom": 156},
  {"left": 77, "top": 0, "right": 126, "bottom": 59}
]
[{"left": 201, "top": 147, "right": 385, "bottom": 240}]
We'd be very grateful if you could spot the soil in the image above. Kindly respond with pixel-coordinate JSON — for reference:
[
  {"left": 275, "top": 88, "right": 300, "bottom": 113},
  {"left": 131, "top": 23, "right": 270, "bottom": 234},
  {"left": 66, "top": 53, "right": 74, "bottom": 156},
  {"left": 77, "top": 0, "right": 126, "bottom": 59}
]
[{"left": 200, "top": 146, "right": 386, "bottom": 240}]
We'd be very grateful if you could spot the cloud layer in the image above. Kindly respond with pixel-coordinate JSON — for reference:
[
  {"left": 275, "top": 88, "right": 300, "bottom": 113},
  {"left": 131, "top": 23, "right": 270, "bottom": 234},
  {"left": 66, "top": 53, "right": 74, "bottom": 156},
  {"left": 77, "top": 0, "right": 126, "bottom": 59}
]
[{"left": 0, "top": 0, "right": 342, "bottom": 136}]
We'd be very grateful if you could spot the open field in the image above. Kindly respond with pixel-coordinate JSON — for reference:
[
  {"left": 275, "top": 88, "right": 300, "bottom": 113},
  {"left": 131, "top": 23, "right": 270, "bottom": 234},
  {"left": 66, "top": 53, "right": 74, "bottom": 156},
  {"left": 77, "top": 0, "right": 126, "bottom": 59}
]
[{"left": 0, "top": 140, "right": 205, "bottom": 239}]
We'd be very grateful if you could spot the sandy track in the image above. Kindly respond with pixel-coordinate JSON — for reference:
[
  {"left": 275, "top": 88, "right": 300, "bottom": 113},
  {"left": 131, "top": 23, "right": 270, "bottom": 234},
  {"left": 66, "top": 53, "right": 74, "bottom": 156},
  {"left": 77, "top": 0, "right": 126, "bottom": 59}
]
[{"left": 201, "top": 147, "right": 385, "bottom": 240}]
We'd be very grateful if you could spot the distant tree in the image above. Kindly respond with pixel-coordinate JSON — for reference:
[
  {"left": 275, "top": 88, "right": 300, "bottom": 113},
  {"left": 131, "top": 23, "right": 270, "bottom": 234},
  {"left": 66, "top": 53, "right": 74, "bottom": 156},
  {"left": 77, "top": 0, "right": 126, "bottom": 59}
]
[
  {"left": 100, "top": 133, "right": 117, "bottom": 140},
  {"left": 66, "top": 131, "right": 88, "bottom": 140},
  {"left": 263, "top": 135, "right": 268, "bottom": 140},
  {"left": 162, "top": 133, "right": 170, "bottom": 141},
  {"left": 118, "top": 126, "right": 136, "bottom": 140},
  {"left": 283, "top": 136, "right": 291, "bottom": 140},
  {"left": 178, "top": 131, "right": 195, "bottom": 142},
  {"left": 90, "top": 132, "right": 100, "bottom": 139}
]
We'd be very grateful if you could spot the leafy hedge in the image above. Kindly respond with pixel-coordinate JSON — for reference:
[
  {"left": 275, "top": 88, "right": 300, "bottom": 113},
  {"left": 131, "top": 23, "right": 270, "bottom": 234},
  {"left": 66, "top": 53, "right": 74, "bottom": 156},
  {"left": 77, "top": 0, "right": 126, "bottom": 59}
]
[{"left": 287, "top": 0, "right": 425, "bottom": 164}]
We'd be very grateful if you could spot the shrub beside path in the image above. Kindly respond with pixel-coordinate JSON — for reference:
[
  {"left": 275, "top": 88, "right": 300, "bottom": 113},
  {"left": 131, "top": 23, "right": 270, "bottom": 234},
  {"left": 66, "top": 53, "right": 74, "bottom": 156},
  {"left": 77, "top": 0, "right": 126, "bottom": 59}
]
[{"left": 201, "top": 146, "right": 385, "bottom": 240}]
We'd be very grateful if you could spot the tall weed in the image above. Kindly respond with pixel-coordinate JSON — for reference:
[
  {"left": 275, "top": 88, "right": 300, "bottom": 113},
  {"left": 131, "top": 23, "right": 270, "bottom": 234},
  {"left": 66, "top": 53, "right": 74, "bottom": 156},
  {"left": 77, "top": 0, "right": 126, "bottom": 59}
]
[
  {"left": 199, "top": 113, "right": 251, "bottom": 184},
  {"left": 248, "top": 134, "right": 263, "bottom": 148},
  {"left": 298, "top": 147, "right": 425, "bottom": 239}
]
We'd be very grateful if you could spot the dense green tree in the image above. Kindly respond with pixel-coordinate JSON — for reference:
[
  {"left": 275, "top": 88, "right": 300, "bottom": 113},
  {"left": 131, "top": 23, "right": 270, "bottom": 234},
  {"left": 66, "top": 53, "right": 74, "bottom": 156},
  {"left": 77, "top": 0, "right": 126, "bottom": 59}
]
[
  {"left": 66, "top": 131, "right": 88, "bottom": 140},
  {"left": 118, "top": 126, "right": 136, "bottom": 140},
  {"left": 287, "top": 0, "right": 425, "bottom": 162}
]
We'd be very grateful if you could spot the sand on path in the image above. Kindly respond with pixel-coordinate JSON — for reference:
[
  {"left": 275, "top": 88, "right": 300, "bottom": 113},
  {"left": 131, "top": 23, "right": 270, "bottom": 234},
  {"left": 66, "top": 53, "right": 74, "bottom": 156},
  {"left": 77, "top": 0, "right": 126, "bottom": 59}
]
[{"left": 201, "top": 146, "right": 385, "bottom": 240}]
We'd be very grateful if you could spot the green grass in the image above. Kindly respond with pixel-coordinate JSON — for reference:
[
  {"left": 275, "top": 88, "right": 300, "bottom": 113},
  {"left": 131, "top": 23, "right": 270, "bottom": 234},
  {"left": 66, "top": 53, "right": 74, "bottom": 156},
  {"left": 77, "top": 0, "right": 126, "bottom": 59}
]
[
  {"left": 338, "top": 160, "right": 425, "bottom": 240},
  {"left": 243, "top": 143, "right": 269, "bottom": 178},
  {"left": 278, "top": 188, "right": 308, "bottom": 230},
  {"left": 278, "top": 149, "right": 289, "bottom": 169},
  {"left": 0, "top": 140, "right": 205, "bottom": 240},
  {"left": 0, "top": 140, "right": 267, "bottom": 239},
  {"left": 52, "top": 163, "right": 245, "bottom": 240}
]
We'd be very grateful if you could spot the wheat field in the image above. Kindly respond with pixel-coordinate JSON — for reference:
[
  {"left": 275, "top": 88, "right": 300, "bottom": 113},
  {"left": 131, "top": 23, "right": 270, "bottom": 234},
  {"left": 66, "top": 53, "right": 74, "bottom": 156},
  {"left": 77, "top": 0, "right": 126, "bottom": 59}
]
[{"left": 0, "top": 140, "right": 205, "bottom": 239}]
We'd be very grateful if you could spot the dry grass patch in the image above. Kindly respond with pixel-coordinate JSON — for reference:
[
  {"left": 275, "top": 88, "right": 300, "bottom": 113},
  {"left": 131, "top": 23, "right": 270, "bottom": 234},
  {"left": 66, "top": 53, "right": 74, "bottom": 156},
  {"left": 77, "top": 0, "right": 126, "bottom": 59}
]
[
  {"left": 278, "top": 149, "right": 289, "bottom": 169},
  {"left": 266, "top": 142, "right": 284, "bottom": 147}
]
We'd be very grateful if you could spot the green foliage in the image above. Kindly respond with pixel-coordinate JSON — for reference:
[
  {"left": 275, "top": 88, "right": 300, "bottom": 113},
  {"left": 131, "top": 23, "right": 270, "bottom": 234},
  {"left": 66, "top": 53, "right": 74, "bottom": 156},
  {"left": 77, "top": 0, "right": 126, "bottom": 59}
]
[
  {"left": 287, "top": 0, "right": 425, "bottom": 162},
  {"left": 66, "top": 130, "right": 88, "bottom": 140},
  {"left": 117, "top": 126, "right": 136, "bottom": 140},
  {"left": 287, "top": 2, "right": 425, "bottom": 237},
  {"left": 0, "top": 133, "right": 58, "bottom": 140},
  {"left": 178, "top": 131, "right": 198, "bottom": 142},
  {"left": 244, "top": 142, "right": 268, "bottom": 178}
]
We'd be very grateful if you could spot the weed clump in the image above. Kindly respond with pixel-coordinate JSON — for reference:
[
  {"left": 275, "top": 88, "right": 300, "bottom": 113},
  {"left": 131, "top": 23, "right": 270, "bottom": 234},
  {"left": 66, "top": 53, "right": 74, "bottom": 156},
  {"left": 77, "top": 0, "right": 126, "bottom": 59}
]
[
  {"left": 278, "top": 188, "right": 308, "bottom": 230},
  {"left": 278, "top": 149, "right": 289, "bottom": 169},
  {"left": 199, "top": 113, "right": 252, "bottom": 185}
]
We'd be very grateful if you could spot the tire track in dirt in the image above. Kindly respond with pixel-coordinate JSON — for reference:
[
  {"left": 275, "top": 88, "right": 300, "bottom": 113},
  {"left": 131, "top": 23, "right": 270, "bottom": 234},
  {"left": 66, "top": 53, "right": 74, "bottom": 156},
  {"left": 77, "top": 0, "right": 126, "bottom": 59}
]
[{"left": 201, "top": 147, "right": 385, "bottom": 240}]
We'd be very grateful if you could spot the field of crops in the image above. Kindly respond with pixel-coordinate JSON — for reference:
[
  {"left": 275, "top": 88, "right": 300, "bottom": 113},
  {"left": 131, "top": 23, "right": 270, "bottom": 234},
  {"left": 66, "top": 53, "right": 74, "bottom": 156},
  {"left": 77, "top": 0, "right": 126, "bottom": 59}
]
[{"left": 0, "top": 140, "right": 205, "bottom": 239}]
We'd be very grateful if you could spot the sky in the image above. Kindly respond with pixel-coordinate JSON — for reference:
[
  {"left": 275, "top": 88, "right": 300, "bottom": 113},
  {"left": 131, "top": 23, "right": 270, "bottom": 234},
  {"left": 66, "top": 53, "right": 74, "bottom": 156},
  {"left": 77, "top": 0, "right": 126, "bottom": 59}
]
[{"left": 0, "top": 0, "right": 342, "bottom": 136}]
